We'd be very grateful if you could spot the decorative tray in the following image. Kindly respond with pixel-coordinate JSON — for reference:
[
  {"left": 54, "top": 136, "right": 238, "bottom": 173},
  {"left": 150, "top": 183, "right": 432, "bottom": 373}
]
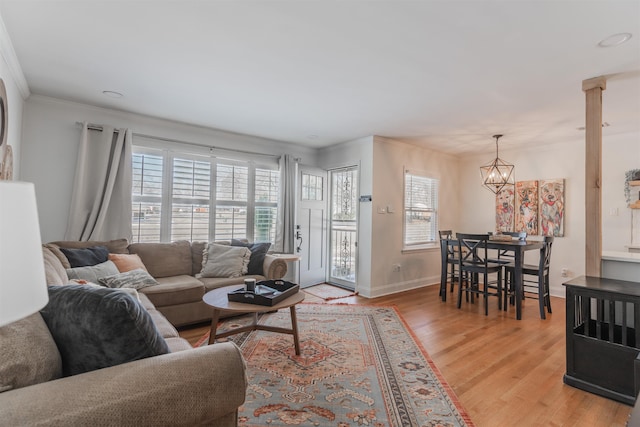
[{"left": 227, "top": 280, "right": 299, "bottom": 306}]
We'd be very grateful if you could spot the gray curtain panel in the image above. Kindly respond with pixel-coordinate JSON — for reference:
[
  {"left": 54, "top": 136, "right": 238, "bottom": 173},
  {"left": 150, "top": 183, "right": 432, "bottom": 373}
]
[
  {"left": 64, "top": 122, "right": 132, "bottom": 242},
  {"left": 275, "top": 154, "right": 297, "bottom": 253}
]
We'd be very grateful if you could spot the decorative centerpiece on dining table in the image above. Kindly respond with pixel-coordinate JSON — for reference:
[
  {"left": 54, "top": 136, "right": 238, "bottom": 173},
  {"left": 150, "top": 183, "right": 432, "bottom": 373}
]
[{"left": 489, "top": 232, "right": 512, "bottom": 241}]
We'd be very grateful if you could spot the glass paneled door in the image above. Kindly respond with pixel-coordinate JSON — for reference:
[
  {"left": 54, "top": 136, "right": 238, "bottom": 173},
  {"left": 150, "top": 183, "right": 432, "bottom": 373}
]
[{"left": 328, "top": 166, "right": 358, "bottom": 289}]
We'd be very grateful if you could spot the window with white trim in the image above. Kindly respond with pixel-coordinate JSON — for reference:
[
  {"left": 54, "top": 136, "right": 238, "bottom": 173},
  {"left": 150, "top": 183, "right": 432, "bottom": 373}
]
[
  {"left": 131, "top": 146, "right": 279, "bottom": 244},
  {"left": 403, "top": 171, "right": 438, "bottom": 247}
]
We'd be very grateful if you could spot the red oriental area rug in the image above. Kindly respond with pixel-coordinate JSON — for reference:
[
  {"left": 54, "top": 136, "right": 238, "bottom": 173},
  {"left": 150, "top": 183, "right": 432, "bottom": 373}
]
[{"left": 199, "top": 303, "right": 473, "bottom": 426}]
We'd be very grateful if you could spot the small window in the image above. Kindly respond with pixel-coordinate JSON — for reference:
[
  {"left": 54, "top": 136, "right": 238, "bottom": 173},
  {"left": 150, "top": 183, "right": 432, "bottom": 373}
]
[
  {"left": 404, "top": 171, "right": 439, "bottom": 247},
  {"left": 302, "top": 173, "right": 323, "bottom": 201}
]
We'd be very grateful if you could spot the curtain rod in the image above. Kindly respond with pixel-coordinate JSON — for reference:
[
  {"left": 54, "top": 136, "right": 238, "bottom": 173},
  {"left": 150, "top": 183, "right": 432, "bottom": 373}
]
[{"left": 75, "top": 121, "right": 280, "bottom": 159}]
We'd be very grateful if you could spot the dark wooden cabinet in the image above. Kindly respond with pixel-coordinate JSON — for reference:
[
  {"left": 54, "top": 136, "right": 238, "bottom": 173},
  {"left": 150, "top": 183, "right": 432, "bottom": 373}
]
[{"left": 564, "top": 276, "right": 640, "bottom": 405}]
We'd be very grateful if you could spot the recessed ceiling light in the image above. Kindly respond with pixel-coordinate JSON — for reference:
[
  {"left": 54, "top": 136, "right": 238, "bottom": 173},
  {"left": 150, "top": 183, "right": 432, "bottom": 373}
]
[
  {"left": 598, "top": 33, "right": 632, "bottom": 47},
  {"left": 102, "top": 90, "right": 123, "bottom": 98}
]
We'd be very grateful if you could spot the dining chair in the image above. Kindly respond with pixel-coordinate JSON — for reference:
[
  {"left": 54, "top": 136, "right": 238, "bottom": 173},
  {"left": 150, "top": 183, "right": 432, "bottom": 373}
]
[
  {"left": 456, "top": 233, "right": 504, "bottom": 315},
  {"left": 438, "top": 230, "right": 459, "bottom": 297},
  {"left": 503, "top": 236, "right": 554, "bottom": 319}
]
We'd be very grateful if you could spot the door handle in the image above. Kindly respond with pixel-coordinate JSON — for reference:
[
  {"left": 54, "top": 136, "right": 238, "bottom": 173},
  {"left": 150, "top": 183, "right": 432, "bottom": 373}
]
[{"left": 295, "top": 225, "right": 303, "bottom": 253}]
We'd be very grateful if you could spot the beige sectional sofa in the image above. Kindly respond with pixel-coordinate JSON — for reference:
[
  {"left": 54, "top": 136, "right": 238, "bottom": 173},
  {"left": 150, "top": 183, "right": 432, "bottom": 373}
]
[
  {"left": 0, "top": 238, "right": 266, "bottom": 426},
  {"left": 45, "top": 239, "right": 288, "bottom": 326}
]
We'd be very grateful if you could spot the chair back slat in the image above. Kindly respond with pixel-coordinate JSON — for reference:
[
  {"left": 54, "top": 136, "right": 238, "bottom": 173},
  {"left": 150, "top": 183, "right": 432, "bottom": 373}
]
[
  {"left": 456, "top": 233, "right": 490, "bottom": 265},
  {"left": 539, "top": 236, "right": 554, "bottom": 271}
]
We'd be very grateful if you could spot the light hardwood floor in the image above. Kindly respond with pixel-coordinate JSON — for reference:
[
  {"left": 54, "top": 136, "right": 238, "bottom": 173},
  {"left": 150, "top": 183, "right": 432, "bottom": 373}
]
[{"left": 179, "top": 284, "right": 632, "bottom": 427}]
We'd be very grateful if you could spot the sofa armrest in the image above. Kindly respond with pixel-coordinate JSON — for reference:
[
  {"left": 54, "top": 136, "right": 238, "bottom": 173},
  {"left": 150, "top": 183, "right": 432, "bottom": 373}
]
[
  {"left": 0, "top": 342, "right": 246, "bottom": 426},
  {"left": 263, "top": 254, "right": 287, "bottom": 280}
]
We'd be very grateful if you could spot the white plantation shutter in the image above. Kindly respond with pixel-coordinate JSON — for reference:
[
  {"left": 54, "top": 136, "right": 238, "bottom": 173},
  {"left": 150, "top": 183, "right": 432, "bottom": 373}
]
[
  {"left": 170, "top": 157, "right": 211, "bottom": 241},
  {"left": 404, "top": 172, "right": 439, "bottom": 246},
  {"left": 255, "top": 168, "right": 279, "bottom": 243},
  {"left": 132, "top": 150, "right": 163, "bottom": 242},
  {"left": 214, "top": 162, "right": 248, "bottom": 241},
  {"left": 131, "top": 141, "right": 279, "bottom": 244}
]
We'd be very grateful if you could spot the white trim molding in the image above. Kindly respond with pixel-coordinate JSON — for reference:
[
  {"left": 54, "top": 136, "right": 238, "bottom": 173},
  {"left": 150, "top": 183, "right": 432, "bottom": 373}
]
[{"left": 0, "top": 11, "right": 30, "bottom": 99}]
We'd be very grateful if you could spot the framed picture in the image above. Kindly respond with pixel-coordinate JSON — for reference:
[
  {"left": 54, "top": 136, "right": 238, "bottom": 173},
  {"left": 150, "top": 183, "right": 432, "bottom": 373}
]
[
  {"left": 539, "top": 178, "right": 565, "bottom": 237},
  {"left": 495, "top": 185, "right": 514, "bottom": 232},
  {"left": 515, "top": 180, "right": 538, "bottom": 235}
]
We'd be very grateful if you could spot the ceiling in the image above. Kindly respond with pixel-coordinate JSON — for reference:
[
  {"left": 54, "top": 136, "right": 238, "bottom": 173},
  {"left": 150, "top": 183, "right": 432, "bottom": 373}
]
[{"left": 0, "top": 1, "right": 639, "bottom": 154}]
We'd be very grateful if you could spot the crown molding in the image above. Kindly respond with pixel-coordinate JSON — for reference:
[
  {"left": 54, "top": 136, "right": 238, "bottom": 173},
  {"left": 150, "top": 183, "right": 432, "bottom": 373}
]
[{"left": 0, "top": 12, "right": 30, "bottom": 99}]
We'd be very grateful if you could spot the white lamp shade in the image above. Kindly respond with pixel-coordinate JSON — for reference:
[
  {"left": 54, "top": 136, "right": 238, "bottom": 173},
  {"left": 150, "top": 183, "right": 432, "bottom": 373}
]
[{"left": 0, "top": 181, "right": 48, "bottom": 327}]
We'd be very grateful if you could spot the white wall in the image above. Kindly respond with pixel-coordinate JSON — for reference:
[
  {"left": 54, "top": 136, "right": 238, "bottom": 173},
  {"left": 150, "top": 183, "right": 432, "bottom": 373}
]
[
  {"left": 370, "top": 137, "right": 460, "bottom": 297},
  {"left": 0, "top": 16, "right": 27, "bottom": 178},
  {"left": 317, "top": 137, "right": 374, "bottom": 297},
  {"left": 20, "top": 95, "right": 316, "bottom": 242},
  {"left": 316, "top": 136, "right": 460, "bottom": 298},
  {"left": 602, "top": 133, "right": 640, "bottom": 251}
]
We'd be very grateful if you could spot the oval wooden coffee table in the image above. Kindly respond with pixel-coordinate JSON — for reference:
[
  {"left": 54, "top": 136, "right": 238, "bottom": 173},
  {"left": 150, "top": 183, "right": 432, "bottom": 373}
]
[{"left": 203, "top": 285, "right": 305, "bottom": 355}]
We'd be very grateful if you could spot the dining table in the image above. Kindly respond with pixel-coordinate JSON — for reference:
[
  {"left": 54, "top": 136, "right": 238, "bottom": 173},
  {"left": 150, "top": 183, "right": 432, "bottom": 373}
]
[{"left": 440, "top": 237, "right": 544, "bottom": 320}]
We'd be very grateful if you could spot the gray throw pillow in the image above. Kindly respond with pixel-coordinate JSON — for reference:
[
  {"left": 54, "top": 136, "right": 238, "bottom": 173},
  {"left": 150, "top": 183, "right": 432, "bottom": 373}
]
[
  {"left": 59, "top": 245, "right": 109, "bottom": 267},
  {"left": 40, "top": 285, "right": 169, "bottom": 377},
  {"left": 66, "top": 260, "right": 119, "bottom": 283},
  {"left": 98, "top": 269, "right": 159, "bottom": 290},
  {"left": 200, "top": 243, "right": 251, "bottom": 278}
]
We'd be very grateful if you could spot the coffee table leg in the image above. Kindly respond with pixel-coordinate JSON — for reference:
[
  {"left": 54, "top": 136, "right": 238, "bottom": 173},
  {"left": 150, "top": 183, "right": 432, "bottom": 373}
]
[
  {"left": 208, "top": 308, "right": 221, "bottom": 345},
  {"left": 290, "top": 306, "right": 300, "bottom": 355}
]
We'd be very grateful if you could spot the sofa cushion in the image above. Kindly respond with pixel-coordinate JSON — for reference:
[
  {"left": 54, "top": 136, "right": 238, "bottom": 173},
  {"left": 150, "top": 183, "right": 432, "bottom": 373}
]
[
  {"left": 59, "top": 245, "right": 109, "bottom": 268},
  {"left": 139, "top": 275, "right": 205, "bottom": 307},
  {"left": 40, "top": 285, "right": 169, "bottom": 377},
  {"left": 66, "top": 260, "right": 120, "bottom": 283},
  {"left": 42, "top": 246, "right": 68, "bottom": 285},
  {"left": 199, "top": 275, "right": 265, "bottom": 292},
  {"left": 200, "top": 243, "right": 251, "bottom": 278},
  {"left": 128, "top": 241, "right": 192, "bottom": 278},
  {"left": 231, "top": 239, "right": 271, "bottom": 275},
  {"left": 146, "top": 308, "right": 180, "bottom": 339},
  {"left": 98, "top": 269, "right": 159, "bottom": 290},
  {"left": 191, "top": 241, "right": 208, "bottom": 275},
  {"left": 43, "top": 243, "right": 73, "bottom": 269},
  {"left": 164, "top": 337, "right": 194, "bottom": 352},
  {"left": 52, "top": 238, "right": 129, "bottom": 253},
  {"left": 108, "top": 253, "right": 148, "bottom": 272},
  {"left": 0, "top": 313, "right": 62, "bottom": 393}
]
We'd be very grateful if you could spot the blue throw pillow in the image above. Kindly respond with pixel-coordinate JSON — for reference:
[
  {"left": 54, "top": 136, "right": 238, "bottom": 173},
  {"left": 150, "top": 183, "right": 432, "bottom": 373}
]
[
  {"left": 231, "top": 239, "right": 271, "bottom": 275},
  {"left": 59, "top": 245, "right": 109, "bottom": 268},
  {"left": 40, "top": 285, "right": 169, "bottom": 377}
]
